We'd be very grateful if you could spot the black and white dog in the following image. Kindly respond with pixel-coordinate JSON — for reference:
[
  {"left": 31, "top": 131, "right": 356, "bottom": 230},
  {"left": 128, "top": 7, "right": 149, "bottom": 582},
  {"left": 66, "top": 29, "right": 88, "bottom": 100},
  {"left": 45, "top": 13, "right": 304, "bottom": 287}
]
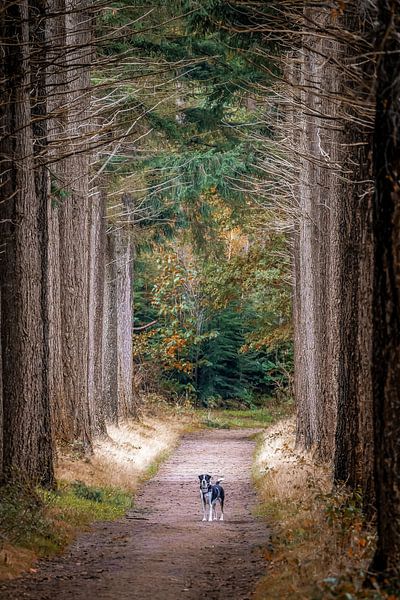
[{"left": 198, "top": 474, "right": 224, "bottom": 522}]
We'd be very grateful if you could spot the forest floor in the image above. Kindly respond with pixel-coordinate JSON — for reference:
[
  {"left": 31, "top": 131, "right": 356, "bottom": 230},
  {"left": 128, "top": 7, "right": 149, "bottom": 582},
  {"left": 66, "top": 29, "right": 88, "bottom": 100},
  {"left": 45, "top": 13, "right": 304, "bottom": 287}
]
[{"left": 0, "top": 427, "right": 269, "bottom": 600}]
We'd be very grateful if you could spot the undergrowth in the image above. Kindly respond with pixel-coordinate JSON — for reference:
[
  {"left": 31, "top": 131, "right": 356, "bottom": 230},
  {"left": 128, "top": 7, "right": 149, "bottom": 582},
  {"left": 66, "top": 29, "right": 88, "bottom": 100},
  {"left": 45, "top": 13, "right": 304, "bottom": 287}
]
[
  {"left": 0, "top": 480, "right": 131, "bottom": 578},
  {"left": 252, "top": 420, "right": 397, "bottom": 599}
]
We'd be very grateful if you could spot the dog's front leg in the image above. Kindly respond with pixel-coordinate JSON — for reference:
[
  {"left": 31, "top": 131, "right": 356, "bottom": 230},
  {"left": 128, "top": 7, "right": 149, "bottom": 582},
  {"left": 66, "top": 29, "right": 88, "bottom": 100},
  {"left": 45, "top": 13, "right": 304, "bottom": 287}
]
[
  {"left": 208, "top": 496, "right": 213, "bottom": 522},
  {"left": 200, "top": 490, "right": 207, "bottom": 521}
]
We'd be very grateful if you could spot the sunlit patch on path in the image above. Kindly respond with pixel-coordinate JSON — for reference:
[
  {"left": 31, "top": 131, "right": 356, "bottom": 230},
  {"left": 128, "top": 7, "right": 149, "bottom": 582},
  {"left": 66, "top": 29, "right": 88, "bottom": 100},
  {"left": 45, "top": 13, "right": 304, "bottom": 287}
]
[{"left": 0, "top": 429, "right": 269, "bottom": 600}]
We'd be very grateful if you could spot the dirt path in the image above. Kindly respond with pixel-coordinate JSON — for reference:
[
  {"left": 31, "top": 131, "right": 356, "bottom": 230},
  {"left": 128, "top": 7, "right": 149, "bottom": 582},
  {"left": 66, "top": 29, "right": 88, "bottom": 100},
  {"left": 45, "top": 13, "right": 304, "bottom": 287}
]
[{"left": 0, "top": 429, "right": 269, "bottom": 600}]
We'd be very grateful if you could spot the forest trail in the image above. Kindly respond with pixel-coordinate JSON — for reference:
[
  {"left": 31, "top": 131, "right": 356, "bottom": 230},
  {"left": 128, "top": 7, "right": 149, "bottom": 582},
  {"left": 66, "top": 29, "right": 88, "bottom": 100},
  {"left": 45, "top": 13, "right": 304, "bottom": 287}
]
[{"left": 0, "top": 429, "right": 269, "bottom": 600}]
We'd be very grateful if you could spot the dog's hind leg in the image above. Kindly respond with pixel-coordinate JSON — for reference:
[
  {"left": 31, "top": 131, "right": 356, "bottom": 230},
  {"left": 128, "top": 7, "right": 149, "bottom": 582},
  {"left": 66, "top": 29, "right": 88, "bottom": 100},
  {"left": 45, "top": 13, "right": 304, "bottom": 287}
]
[
  {"left": 213, "top": 502, "right": 218, "bottom": 520},
  {"left": 219, "top": 498, "right": 224, "bottom": 521},
  {"left": 208, "top": 497, "right": 213, "bottom": 522}
]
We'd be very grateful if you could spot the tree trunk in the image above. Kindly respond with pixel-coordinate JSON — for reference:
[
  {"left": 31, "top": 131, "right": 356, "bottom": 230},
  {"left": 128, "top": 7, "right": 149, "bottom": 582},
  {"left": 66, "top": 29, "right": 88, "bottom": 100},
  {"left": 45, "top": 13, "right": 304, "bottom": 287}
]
[
  {"left": 115, "top": 228, "right": 135, "bottom": 419},
  {"left": 88, "top": 188, "right": 107, "bottom": 437},
  {"left": 371, "top": 0, "right": 400, "bottom": 576},
  {"left": 313, "top": 19, "right": 341, "bottom": 462},
  {"left": 0, "top": 0, "right": 54, "bottom": 486},
  {"left": 103, "top": 226, "right": 136, "bottom": 422},
  {"left": 294, "top": 7, "right": 340, "bottom": 458},
  {"left": 293, "top": 6, "right": 375, "bottom": 495},
  {"left": 56, "top": 0, "right": 93, "bottom": 450},
  {"left": 333, "top": 4, "right": 375, "bottom": 510},
  {"left": 103, "top": 231, "right": 119, "bottom": 424},
  {"left": 295, "top": 38, "right": 319, "bottom": 450},
  {"left": 46, "top": 0, "right": 66, "bottom": 444}
]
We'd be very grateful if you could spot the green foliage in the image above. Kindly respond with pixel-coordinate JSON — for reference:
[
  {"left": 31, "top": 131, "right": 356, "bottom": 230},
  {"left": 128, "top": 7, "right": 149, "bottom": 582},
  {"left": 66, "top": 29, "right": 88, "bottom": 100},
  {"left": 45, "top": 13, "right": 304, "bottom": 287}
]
[
  {"left": 0, "top": 482, "right": 132, "bottom": 558},
  {"left": 321, "top": 487, "right": 364, "bottom": 533},
  {"left": 71, "top": 481, "right": 105, "bottom": 503},
  {"left": 142, "top": 145, "right": 252, "bottom": 201},
  {"left": 181, "top": 0, "right": 288, "bottom": 59},
  {"left": 50, "top": 179, "right": 71, "bottom": 208},
  {"left": 95, "top": 0, "right": 268, "bottom": 244},
  {"left": 44, "top": 483, "right": 132, "bottom": 524},
  {"left": 0, "top": 483, "right": 56, "bottom": 552},
  {"left": 196, "top": 304, "right": 257, "bottom": 403},
  {"left": 194, "top": 306, "right": 293, "bottom": 405},
  {"left": 134, "top": 233, "right": 293, "bottom": 406}
]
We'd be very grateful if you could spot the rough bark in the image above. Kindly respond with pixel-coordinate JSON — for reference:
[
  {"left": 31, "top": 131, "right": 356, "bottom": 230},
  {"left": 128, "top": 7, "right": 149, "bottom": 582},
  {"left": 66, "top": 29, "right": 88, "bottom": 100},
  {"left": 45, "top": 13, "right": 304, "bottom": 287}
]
[
  {"left": 371, "top": 0, "right": 400, "bottom": 576},
  {"left": 115, "top": 228, "right": 135, "bottom": 419},
  {"left": 103, "top": 225, "right": 136, "bottom": 422},
  {"left": 103, "top": 232, "right": 119, "bottom": 425},
  {"left": 294, "top": 8, "right": 340, "bottom": 458},
  {"left": 334, "top": 132, "right": 374, "bottom": 499},
  {"left": 333, "top": 4, "right": 375, "bottom": 509},
  {"left": 88, "top": 188, "right": 107, "bottom": 437},
  {"left": 47, "top": 203, "right": 65, "bottom": 439},
  {"left": 56, "top": 0, "right": 93, "bottom": 449},
  {"left": 0, "top": 0, "right": 54, "bottom": 486},
  {"left": 293, "top": 6, "right": 375, "bottom": 495},
  {"left": 46, "top": 0, "right": 66, "bottom": 443},
  {"left": 288, "top": 52, "right": 302, "bottom": 446},
  {"left": 313, "top": 23, "right": 341, "bottom": 462},
  {"left": 295, "top": 41, "right": 319, "bottom": 451}
]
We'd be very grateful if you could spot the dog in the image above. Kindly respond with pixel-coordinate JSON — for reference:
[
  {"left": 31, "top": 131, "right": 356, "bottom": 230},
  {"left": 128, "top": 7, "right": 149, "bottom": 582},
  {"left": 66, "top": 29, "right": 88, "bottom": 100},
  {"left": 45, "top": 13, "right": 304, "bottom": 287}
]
[{"left": 198, "top": 474, "right": 224, "bottom": 522}]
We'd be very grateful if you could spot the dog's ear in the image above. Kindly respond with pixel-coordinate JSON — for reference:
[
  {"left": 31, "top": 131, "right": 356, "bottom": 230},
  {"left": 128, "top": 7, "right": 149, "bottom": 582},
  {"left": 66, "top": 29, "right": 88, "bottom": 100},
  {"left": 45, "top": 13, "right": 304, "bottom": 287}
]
[{"left": 198, "top": 475, "right": 202, "bottom": 480}]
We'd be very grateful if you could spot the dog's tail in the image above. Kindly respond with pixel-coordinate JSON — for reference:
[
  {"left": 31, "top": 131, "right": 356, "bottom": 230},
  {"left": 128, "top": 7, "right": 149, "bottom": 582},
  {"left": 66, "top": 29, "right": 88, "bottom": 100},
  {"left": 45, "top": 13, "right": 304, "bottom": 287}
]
[{"left": 215, "top": 478, "right": 224, "bottom": 485}]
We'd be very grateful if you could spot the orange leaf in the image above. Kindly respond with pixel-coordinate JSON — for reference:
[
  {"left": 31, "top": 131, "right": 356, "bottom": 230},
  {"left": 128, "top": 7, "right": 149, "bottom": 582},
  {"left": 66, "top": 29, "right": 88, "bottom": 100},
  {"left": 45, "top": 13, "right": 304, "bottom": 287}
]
[{"left": 358, "top": 537, "right": 367, "bottom": 547}]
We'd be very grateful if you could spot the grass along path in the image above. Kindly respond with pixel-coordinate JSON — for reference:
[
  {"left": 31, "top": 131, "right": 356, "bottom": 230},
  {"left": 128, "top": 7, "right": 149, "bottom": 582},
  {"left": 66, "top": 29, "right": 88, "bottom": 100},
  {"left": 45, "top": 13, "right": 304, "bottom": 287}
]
[
  {"left": 199, "top": 404, "right": 290, "bottom": 429},
  {"left": 253, "top": 419, "right": 380, "bottom": 599}
]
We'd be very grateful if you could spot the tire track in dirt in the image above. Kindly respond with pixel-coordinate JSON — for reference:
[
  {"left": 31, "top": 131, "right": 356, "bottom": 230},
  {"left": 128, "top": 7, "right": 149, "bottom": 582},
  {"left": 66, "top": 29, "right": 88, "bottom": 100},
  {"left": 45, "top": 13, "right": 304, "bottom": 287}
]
[{"left": 0, "top": 429, "right": 269, "bottom": 600}]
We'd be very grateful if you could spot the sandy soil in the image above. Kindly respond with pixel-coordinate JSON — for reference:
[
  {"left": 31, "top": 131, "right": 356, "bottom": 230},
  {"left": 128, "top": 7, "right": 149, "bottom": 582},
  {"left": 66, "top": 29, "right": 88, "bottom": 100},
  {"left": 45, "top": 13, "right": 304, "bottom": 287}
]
[{"left": 0, "top": 429, "right": 269, "bottom": 600}]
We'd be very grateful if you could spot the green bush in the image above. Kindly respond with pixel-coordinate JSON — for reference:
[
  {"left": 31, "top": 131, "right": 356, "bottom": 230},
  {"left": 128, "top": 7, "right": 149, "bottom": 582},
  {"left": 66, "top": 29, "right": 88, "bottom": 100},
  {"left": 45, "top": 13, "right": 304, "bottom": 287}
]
[
  {"left": 0, "top": 483, "right": 60, "bottom": 552},
  {"left": 71, "top": 481, "right": 105, "bottom": 503},
  {"left": 0, "top": 481, "right": 132, "bottom": 558}
]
